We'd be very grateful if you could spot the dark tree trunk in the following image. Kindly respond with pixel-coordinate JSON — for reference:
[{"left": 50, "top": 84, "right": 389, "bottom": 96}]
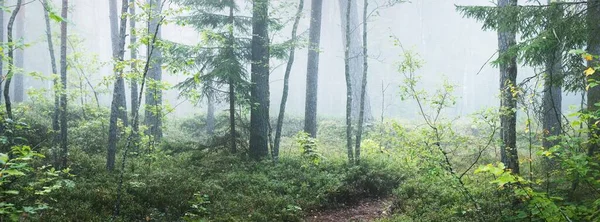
[
  {"left": 498, "top": 0, "right": 519, "bottom": 174},
  {"left": 354, "top": 0, "right": 368, "bottom": 164},
  {"left": 227, "top": 6, "right": 237, "bottom": 154},
  {"left": 13, "top": 2, "right": 24, "bottom": 103},
  {"left": 344, "top": 0, "right": 354, "bottom": 164},
  {"left": 588, "top": 0, "right": 600, "bottom": 156},
  {"left": 542, "top": 35, "right": 562, "bottom": 153},
  {"left": 145, "top": 0, "right": 163, "bottom": 141},
  {"left": 107, "top": 0, "right": 129, "bottom": 171},
  {"left": 339, "top": 0, "right": 372, "bottom": 123},
  {"left": 42, "top": 0, "right": 61, "bottom": 166},
  {"left": 304, "top": 0, "right": 323, "bottom": 138},
  {"left": 59, "top": 0, "right": 68, "bottom": 169},
  {"left": 4, "top": 0, "right": 23, "bottom": 120},
  {"left": 250, "top": 0, "right": 270, "bottom": 160},
  {"left": 130, "top": 0, "right": 140, "bottom": 148},
  {"left": 274, "top": 0, "right": 304, "bottom": 162}
]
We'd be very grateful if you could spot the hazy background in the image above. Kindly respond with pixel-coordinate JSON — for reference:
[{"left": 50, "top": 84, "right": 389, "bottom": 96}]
[{"left": 7, "top": 0, "right": 583, "bottom": 120}]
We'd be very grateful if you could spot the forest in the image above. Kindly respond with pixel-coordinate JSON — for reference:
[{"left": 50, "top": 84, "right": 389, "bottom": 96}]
[{"left": 0, "top": 0, "right": 599, "bottom": 221}]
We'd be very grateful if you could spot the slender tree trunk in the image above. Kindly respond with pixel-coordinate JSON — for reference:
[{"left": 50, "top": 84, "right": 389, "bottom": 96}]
[
  {"left": 3, "top": 0, "right": 22, "bottom": 120},
  {"left": 227, "top": 6, "right": 236, "bottom": 154},
  {"left": 250, "top": 0, "right": 270, "bottom": 160},
  {"left": 13, "top": 2, "right": 24, "bottom": 103},
  {"left": 59, "top": 0, "right": 68, "bottom": 169},
  {"left": 588, "top": 0, "right": 600, "bottom": 156},
  {"left": 498, "top": 0, "right": 519, "bottom": 174},
  {"left": 304, "top": 0, "right": 323, "bottom": 138},
  {"left": 206, "top": 88, "right": 215, "bottom": 135},
  {"left": 354, "top": 0, "right": 368, "bottom": 164},
  {"left": 274, "top": 0, "right": 304, "bottom": 162},
  {"left": 107, "top": 0, "right": 129, "bottom": 171},
  {"left": 339, "top": 0, "right": 371, "bottom": 123},
  {"left": 344, "top": 0, "right": 354, "bottom": 164},
  {"left": 229, "top": 78, "right": 236, "bottom": 153},
  {"left": 42, "top": 0, "right": 61, "bottom": 166},
  {"left": 130, "top": 0, "right": 139, "bottom": 148},
  {"left": 145, "top": 0, "right": 163, "bottom": 140}
]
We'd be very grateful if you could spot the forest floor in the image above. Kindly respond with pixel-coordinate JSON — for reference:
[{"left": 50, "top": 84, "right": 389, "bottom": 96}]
[{"left": 305, "top": 197, "right": 394, "bottom": 222}]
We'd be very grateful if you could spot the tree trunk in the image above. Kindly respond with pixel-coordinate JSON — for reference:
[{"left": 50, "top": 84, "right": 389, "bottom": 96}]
[
  {"left": 107, "top": 0, "right": 129, "bottom": 171},
  {"left": 3, "top": 0, "right": 23, "bottom": 120},
  {"left": 354, "top": 0, "right": 368, "bottom": 164},
  {"left": 145, "top": 0, "right": 163, "bottom": 141},
  {"left": 304, "top": 0, "right": 323, "bottom": 138},
  {"left": 59, "top": 0, "right": 68, "bottom": 169},
  {"left": 587, "top": 0, "right": 600, "bottom": 156},
  {"left": 227, "top": 6, "right": 237, "bottom": 154},
  {"left": 344, "top": 0, "right": 354, "bottom": 165},
  {"left": 542, "top": 2, "right": 563, "bottom": 153},
  {"left": 250, "top": 0, "right": 270, "bottom": 160},
  {"left": 498, "top": 0, "right": 519, "bottom": 174},
  {"left": 130, "top": 0, "right": 140, "bottom": 148},
  {"left": 206, "top": 84, "right": 215, "bottom": 135},
  {"left": 13, "top": 2, "right": 24, "bottom": 103},
  {"left": 338, "top": 0, "right": 371, "bottom": 123},
  {"left": 274, "top": 0, "right": 304, "bottom": 162},
  {"left": 42, "top": 0, "right": 61, "bottom": 166}
]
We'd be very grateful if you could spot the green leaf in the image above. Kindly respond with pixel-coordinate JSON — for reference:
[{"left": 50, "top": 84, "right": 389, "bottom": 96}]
[
  {"left": 0, "top": 153, "right": 7, "bottom": 165},
  {"left": 3, "top": 169, "right": 25, "bottom": 176},
  {"left": 2, "top": 190, "right": 19, "bottom": 195}
]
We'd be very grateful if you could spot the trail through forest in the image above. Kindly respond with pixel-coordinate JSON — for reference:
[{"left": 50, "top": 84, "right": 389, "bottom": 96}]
[{"left": 305, "top": 198, "right": 393, "bottom": 222}]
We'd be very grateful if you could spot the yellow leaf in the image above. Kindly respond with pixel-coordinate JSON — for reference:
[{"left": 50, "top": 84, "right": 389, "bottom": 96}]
[
  {"left": 585, "top": 67, "right": 596, "bottom": 76},
  {"left": 585, "top": 54, "right": 594, "bottom": 61}
]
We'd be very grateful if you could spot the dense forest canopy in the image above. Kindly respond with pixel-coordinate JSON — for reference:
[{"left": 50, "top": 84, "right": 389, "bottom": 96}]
[{"left": 0, "top": 0, "right": 599, "bottom": 221}]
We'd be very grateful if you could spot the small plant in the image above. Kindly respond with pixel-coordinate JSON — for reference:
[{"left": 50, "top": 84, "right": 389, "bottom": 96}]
[{"left": 295, "top": 132, "right": 322, "bottom": 166}]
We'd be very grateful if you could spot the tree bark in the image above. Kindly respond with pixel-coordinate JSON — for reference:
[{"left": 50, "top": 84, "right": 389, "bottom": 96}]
[
  {"left": 274, "top": 0, "right": 304, "bottom": 162},
  {"left": 107, "top": 0, "right": 130, "bottom": 171},
  {"left": 354, "top": 0, "right": 368, "bottom": 164},
  {"left": 587, "top": 0, "right": 600, "bottom": 156},
  {"left": 304, "top": 0, "right": 323, "bottom": 138},
  {"left": 130, "top": 0, "right": 140, "bottom": 148},
  {"left": 227, "top": 6, "right": 237, "bottom": 154},
  {"left": 59, "top": 0, "right": 68, "bottom": 169},
  {"left": 542, "top": 2, "right": 563, "bottom": 153},
  {"left": 344, "top": 0, "right": 354, "bottom": 165},
  {"left": 3, "top": 0, "right": 23, "bottom": 120},
  {"left": 145, "top": 0, "right": 163, "bottom": 141},
  {"left": 13, "top": 1, "right": 24, "bottom": 103},
  {"left": 498, "top": 0, "right": 519, "bottom": 174},
  {"left": 206, "top": 87, "right": 215, "bottom": 135},
  {"left": 250, "top": 0, "right": 270, "bottom": 160},
  {"left": 42, "top": 0, "right": 61, "bottom": 166},
  {"left": 338, "top": 0, "right": 371, "bottom": 123}
]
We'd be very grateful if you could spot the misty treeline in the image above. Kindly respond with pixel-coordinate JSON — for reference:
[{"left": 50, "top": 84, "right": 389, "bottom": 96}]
[{"left": 0, "top": 0, "right": 600, "bottom": 221}]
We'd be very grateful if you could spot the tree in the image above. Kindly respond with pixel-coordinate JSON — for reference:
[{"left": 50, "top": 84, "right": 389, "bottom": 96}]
[
  {"left": 145, "top": 0, "right": 163, "bottom": 141},
  {"left": 354, "top": 0, "right": 369, "bottom": 164},
  {"left": 41, "top": 0, "right": 61, "bottom": 166},
  {"left": 3, "top": 0, "right": 23, "bottom": 120},
  {"left": 172, "top": 0, "right": 252, "bottom": 154},
  {"left": 59, "top": 0, "right": 68, "bottom": 169},
  {"left": 338, "top": 0, "right": 372, "bottom": 123},
  {"left": 496, "top": 0, "right": 520, "bottom": 174},
  {"left": 107, "top": 0, "right": 129, "bottom": 171},
  {"left": 249, "top": 0, "right": 270, "bottom": 160},
  {"left": 343, "top": 0, "right": 353, "bottom": 164},
  {"left": 13, "top": 1, "right": 24, "bottom": 103},
  {"left": 130, "top": 0, "right": 140, "bottom": 147},
  {"left": 304, "top": 0, "right": 323, "bottom": 138},
  {"left": 588, "top": 0, "right": 600, "bottom": 156},
  {"left": 274, "top": 0, "right": 304, "bottom": 162},
  {"left": 0, "top": 0, "right": 4, "bottom": 105},
  {"left": 542, "top": 1, "right": 563, "bottom": 157}
]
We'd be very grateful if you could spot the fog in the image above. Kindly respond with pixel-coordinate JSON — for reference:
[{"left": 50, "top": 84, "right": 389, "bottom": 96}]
[{"left": 8, "top": 0, "right": 583, "bottom": 119}]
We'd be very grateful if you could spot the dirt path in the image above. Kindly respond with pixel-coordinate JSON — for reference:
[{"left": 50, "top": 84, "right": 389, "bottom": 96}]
[{"left": 305, "top": 198, "right": 393, "bottom": 222}]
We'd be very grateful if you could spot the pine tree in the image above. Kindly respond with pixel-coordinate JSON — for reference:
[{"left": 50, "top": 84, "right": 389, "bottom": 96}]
[{"left": 304, "top": 0, "right": 323, "bottom": 138}]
